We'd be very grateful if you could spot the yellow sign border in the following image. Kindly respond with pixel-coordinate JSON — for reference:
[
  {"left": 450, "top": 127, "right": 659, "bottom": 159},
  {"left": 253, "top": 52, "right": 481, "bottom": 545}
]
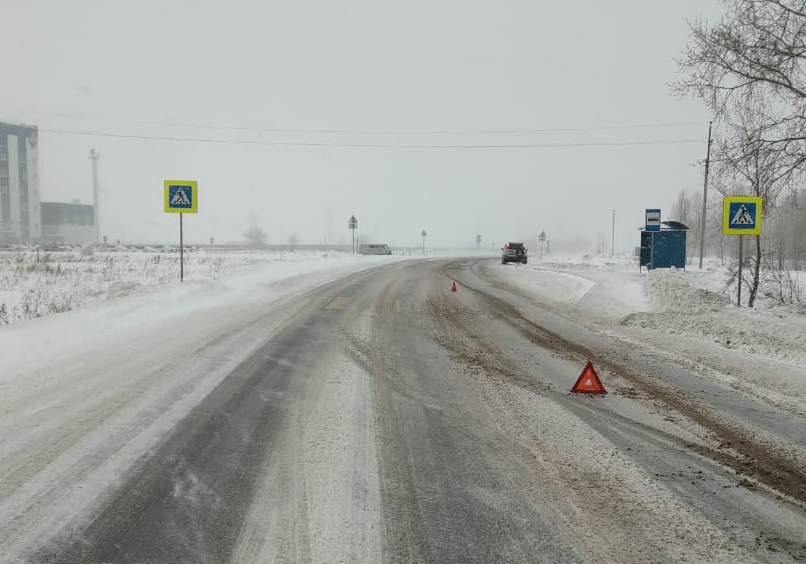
[
  {"left": 164, "top": 180, "right": 198, "bottom": 214},
  {"left": 722, "top": 196, "right": 762, "bottom": 236}
]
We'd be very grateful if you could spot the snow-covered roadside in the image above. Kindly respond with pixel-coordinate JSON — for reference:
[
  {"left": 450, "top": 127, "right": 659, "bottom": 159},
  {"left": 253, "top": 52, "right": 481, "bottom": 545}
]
[
  {"left": 0, "top": 249, "right": 359, "bottom": 325},
  {"left": 0, "top": 253, "right": 406, "bottom": 379},
  {"left": 493, "top": 254, "right": 806, "bottom": 418},
  {"left": 498, "top": 253, "right": 806, "bottom": 365}
]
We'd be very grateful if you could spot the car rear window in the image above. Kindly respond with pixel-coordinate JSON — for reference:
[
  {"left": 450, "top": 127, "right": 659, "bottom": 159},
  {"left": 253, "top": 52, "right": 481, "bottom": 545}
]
[{"left": 507, "top": 243, "right": 524, "bottom": 249}]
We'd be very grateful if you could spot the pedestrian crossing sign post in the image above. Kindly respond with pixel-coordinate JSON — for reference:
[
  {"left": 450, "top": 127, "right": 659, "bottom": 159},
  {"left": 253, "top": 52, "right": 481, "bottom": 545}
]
[
  {"left": 722, "top": 196, "right": 761, "bottom": 236},
  {"left": 164, "top": 179, "right": 198, "bottom": 283},
  {"left": 722, "top": 196, "right": 762, "bottom": 308}
]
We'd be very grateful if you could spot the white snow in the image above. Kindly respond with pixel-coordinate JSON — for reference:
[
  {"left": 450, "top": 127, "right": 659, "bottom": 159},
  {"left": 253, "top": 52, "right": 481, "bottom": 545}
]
[
  {"left": 0, "top": 248, "right": 362, "bottom": 325},
  {"left": 0, "top": 250, "right": 407, "bottom": 560},
  {"left": 0, "top": 251, "right": 404, "bottom": 379},
  {"left": 494, "top": 252, "right": 806, "bottom": 418}
]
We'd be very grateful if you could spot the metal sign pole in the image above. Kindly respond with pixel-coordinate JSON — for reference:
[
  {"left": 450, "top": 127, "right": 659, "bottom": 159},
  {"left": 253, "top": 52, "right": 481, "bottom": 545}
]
[
  {"left": 180, "top": 212, "right": 184, "bottom": 282},
  {"left": 737, "top": 235, "right": 743, "bottom": 307}
]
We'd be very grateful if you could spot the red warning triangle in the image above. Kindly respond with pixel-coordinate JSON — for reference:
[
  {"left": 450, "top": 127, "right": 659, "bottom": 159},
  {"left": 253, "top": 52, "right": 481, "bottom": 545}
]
[{"left": 570, "top": 361, "right": 607, "bottom": 394}]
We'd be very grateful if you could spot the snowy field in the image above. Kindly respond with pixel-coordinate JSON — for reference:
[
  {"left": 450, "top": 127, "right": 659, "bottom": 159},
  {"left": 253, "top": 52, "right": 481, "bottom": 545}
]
[{"left": 0, "top": 248, "right": 362, "bottom": 325}]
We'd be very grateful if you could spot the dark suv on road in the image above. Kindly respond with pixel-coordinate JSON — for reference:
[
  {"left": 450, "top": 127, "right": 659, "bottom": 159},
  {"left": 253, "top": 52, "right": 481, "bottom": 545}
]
[{"left": 501, "top": 242, "right": 527, "bottom": 264}]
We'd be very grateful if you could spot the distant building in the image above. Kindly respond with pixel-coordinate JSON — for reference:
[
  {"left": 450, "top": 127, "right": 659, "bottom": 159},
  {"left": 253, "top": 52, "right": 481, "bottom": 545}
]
[
  {"left": 0, "top": 122, "right": 41, "bottom": 244},
  {"left": 40, "top": 201, "right": 95, "bottom": 243}
]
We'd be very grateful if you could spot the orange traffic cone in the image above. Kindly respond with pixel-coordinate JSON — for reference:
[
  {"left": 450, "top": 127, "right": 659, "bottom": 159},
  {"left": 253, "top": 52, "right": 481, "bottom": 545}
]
[{"left": 451, "top": 281, "right": 458, "bottom": 292}]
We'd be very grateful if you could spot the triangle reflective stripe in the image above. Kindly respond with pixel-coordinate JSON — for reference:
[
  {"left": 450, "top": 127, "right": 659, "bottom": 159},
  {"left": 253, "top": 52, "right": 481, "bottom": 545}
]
[
  {"left": 731, "top": 205, "right": 754, "bottom": 225},
  {"left": 570, "top": 362, "right": 607, "bottom": 394},
  {"left": 171, "top": 188, "right": 191, "bottom": 206}
]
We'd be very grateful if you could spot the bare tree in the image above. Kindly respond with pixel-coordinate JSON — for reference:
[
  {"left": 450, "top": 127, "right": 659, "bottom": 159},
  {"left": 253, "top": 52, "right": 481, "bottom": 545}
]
[
  {"left": 244, "top": 227, "right": 267, "bottom": 248},
  {"left": 671, "top": 189, "right": 699, "bottom": 259},
  {"left": 671, "top": 189, "right": 694, "bottom": 225},
  {"left": 711, "top": 103, "right": 799, "bottom": 306},
  {"left": 676, "top": 0, "right": 806, "bottom": 304},
  {"left": 676, "top": 0, "right": 806, "bottom": 152}
]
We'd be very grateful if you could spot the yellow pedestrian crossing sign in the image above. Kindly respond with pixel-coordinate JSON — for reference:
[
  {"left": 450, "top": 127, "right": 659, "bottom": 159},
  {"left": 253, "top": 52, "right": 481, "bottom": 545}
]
[
  {"left": 164, "top": 180, "right": 198, "bottom": 213},
  {"left": 722, "top": 196, "right": 762, "bottom": 236}
]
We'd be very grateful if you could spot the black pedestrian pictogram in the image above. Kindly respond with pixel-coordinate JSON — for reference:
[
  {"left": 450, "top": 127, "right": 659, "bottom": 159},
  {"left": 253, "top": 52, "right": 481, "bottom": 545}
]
[{"left": 731, "top": 204, "right": 754, "bottom": 225}]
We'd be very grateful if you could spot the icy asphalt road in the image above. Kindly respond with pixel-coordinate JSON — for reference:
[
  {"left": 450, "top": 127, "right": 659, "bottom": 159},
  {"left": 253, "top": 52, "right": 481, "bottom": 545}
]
[{"left": 3, "top": 258, "right": 806, "bottom": 563}]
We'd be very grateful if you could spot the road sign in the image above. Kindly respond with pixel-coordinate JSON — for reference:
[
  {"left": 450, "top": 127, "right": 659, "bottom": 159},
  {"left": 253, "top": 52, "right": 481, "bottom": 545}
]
[
  {"left": 570, "top": 362, "right": 607, "bottom": 394},
  {"left": 722, "top": 196, "right": 762, "bottom": 236},
  {"left": 164, "top": 180, "right": 198, "bottom": 214},
  {"left": 645, "top": 209, "right": 661, "bottom": 232}
]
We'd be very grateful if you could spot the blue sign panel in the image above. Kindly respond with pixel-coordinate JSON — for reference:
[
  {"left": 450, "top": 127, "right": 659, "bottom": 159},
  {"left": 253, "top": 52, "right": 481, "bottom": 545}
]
[
  {"left": 168, "top": 186, "right": 193, "bottom": 209},
  {"left": 727, "top": 201, "right": 756, "bottom": 230}
]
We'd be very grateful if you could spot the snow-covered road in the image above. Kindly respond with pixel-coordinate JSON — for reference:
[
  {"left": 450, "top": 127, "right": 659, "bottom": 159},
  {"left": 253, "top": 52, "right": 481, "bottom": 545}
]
[{"left": 1, "top": 257, "right": 805, "bottom": 563}]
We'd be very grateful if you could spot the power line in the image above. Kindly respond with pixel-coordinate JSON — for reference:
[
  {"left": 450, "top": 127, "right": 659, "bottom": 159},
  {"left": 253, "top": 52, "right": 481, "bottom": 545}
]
[
  {"left": 14, "top": 108, "right": 705, "bottom": 136},
  {"left": 38, "top": 127, "right": 704, "bottom": 149}
]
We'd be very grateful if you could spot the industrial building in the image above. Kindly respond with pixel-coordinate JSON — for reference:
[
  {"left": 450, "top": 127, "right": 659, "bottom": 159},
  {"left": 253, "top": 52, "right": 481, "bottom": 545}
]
[
  {"left": 0, "top": 121, "right": 41, "bottom": 244},
  {"left": 40, "top": 200, "right": 96, "bottom": 243}
]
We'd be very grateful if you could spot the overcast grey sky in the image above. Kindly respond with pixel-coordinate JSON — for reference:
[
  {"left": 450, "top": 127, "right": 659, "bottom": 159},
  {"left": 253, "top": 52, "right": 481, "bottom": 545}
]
[{"left": 1, "top": 0, "right": 722, "bottom": 249}]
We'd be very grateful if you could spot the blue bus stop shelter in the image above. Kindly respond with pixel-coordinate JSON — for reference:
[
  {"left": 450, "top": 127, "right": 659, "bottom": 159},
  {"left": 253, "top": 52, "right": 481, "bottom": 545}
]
[{"left": 639, "top": 220, "right": 689, "bottom": 270}]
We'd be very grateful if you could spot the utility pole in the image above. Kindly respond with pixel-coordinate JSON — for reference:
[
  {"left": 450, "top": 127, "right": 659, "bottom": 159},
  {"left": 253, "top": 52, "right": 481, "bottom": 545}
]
[
  {"left": 89, "top": 148, "right": 100, "bottom": 244},
  {"left": 611, "top": 210, "right": 616, "bottom": 256},
  {"left": 699, "top": 121, "right": 713, "bottom": 270}
]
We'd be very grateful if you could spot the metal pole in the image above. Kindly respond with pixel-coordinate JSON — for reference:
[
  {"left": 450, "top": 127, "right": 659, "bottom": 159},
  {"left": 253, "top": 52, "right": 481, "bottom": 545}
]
[
  {"left": 89, "top": 149, "right": 100, "bottom": 244},
  {"left": 737, "top": 235, "right": 743, "bottom": 307},
  {"left": 611, "top": 210, "right": 616, "bottom": 255},
  {"left": 422, "top": 236, "right": 425, "bottom": 255},
  {"left": 180, "top": 213, "right": 184, "bottom": 282},
  {"left": 699, "top": 121, "right": 713, "bottom": 270}
]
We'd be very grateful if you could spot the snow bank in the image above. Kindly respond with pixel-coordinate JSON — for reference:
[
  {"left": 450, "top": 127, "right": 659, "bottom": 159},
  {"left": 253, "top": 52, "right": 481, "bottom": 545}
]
[
  {"left": 622, "top": 264, "right": 806, "bottom": 366},
  {"left": 495, "top": 253, "right": 806, "bottom": 367}
]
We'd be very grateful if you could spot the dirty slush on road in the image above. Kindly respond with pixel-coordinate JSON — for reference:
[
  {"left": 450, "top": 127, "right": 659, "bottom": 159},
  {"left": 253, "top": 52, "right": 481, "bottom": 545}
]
[{"left": 418, "top": 259, "right": 805, "bottom": 561}]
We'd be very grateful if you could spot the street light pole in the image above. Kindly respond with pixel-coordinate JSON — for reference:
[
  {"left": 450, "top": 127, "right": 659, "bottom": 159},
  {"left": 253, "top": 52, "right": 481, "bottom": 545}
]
[
  {"left": 611, "top": 210, "right": 616, "bottom": 256},
  {"left": 89, "top": 148, "right": 100, "bottom": 244},
  {"left": 421, "top": 229, "right": 427, "bottom": 255}
]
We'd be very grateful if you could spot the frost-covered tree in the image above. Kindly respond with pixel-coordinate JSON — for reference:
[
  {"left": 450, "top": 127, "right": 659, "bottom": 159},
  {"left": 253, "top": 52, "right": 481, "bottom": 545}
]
[{"left": 244, "top": 227, "right": 267, "bottom": 248}]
